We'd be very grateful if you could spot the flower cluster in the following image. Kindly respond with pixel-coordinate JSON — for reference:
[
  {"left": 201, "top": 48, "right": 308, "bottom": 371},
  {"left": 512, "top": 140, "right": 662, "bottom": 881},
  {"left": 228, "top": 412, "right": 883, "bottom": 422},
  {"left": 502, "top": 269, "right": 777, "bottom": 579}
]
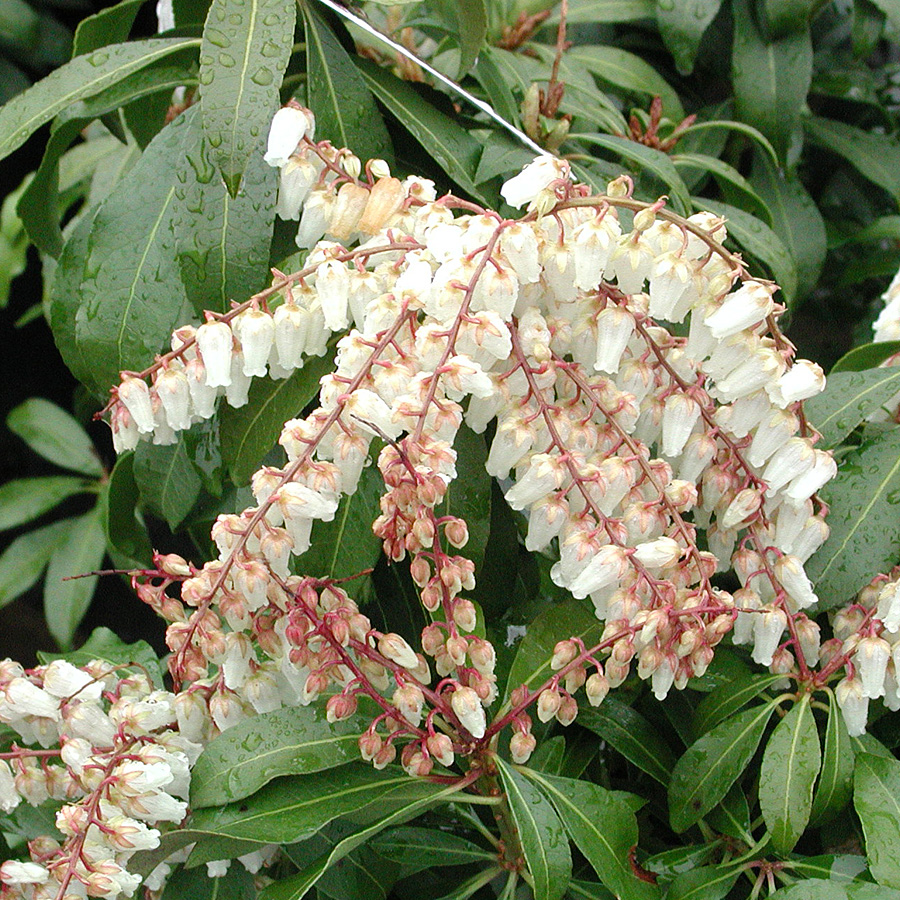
[
  {"left": 0, "top": 659, "right": 194, "bottom": 900},
  {"left": 0, "top": 103, "right": 877, "bottom": 899}
]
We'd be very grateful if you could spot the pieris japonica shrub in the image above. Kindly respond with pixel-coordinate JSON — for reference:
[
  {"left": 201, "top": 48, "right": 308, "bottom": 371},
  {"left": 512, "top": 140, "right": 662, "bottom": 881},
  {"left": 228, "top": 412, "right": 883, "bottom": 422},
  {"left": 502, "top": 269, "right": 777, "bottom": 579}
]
[{"left": 3, "top": 3, "right": 900, "bottom": 900}]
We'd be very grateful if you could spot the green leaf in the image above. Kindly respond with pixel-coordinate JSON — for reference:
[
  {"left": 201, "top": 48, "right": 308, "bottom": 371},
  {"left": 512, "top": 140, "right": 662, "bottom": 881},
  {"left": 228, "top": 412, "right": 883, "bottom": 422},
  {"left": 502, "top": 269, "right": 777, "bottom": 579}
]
[
  {"left": 0, "top": 37, "right": 201, "bottom": 164},
  {"left": 434, "top": 0, "right": 487, "bottom": 78},
  {"left": 7, "top": 398, "right": 102, "bottom": 477},
  {"left": 502, "top": 600, "right": 602, "bottom": 705},
  {"left": 572, "top": 132, "right": 692, "bottom": 214},
  {"left": 666, "top": 866, "right": 740, "bottom": 900},
  {"left": 0, "top": 477, "right": 91, "bottom": 532},
  {"left": 705, "top": 782, "right": 751, "bottom": 840},
  {"left": 679, "top": 118, "right": 779, "bottom": 167},
  {"left": 298, "top": 463, "right": 383, "bottom": 579},
  {"left": 565, "top": 45, "right": 685, "bottom": 122},
  {"left": 0, "top": 520, "right": 72, "bottom": 609},
  {"left": 805, "top": 369, "right": 900, "bottom": 449},
  {"left": 869, "top": 0, "right": 900, "bottom": 31},
  {"left": 42, "top": 625, "right": 164, "bottom": 684},
  {"left": 190, "top": 705, "right": 373, "bottom": 808},
  {"left": 44, "top": 507, "right": 106, "bottom": 649},
  {"left": 220, "top": 355, "right": 334, "bottom": 485},
  {"left": 578, "top": 698, "right": 676, "bottom": 785},
  {"left": 173, "top": 101, "right": 277, "bottom": 315},
  {"left": 198, "top": 0, "right": 296, "bottom": 195},
  {"left": 656, "top": 0, "right": 723, "bottom": 74},
  {"left": 769, "top": 882, "right": 849, "bottom": 900},
  {"left": 73, "top": 0, "right": 145, "bottom": 56},
  {"left": 133, "top": 437, "right": 203, "bottom": 530},
  {"left": 832, "top": 342, "right": 900, "bottom": 374},
  {"left": 161, "top": 863, "right": 255, "bottom": 900},
  {"left": 759, "top": 694, "right": 821, "bottom": 854},
  {"left": 522, "top": 769, "right": 659, "bottom": 900},
  {"left": 560, "top": 0, "right": 655, "bottom": 22},
  {"left": 102, "top": 453, "right": 153, "bottom": 566},
  {"left": 72, "top": 111, "right": 199, "bottom": 394},
  {"left": 749, "top": 154, "right": 827, "bottom": 299},
  {"left": 805, "top": 117, "right": 900, "bottom": 204},
  {"left": 835, "top": 216, "right": 900, "bottom": 247},
  {"left": 669, "top": 700, "right": 780, "bottom": 832},
  {"left": 371, "top": 827, "right": 495, "bottom": 871},
  {"left": 355, "top": 59, "right": 488, "bottom": 203},
  {"left": 761, "top": 0, "right": 816, "bottom": 36},
  {"left": 302, "top": 3, "right": 393, "bottom": 167},
  {"left": 785, "top": 854, "right": 868, "bottom": 884},
  {"left": 731, "top": 0, "right": 812, "bottom": 161},
  {"left": 494, "top": 758, "right": 571, "bottom": 900},
  {"left": 0, "top": 176, "right": 29, "bottom": 306},
  {"left": 855, "top": 753, "right": 900, "bottom": 889},
  {"left": 806, "top": 426, "right": 900, "bottom": 608},
  {"left": 673, "top": 153, "right": 770, "bottom": 222},
  {"left": 257, "top": 780, "right": 470, "bottom": 900},
  {"left": 696, "top": 198, "right": 798, "bottom": 305},
  {"left": 644, "top": 844, "right": 718, "bottom": 878},
  {"left": 472, "top": 49, "right": 520, "bottom": 128},
  {"left": 694, "top": 673, "right": 783, "bottom": 736}
]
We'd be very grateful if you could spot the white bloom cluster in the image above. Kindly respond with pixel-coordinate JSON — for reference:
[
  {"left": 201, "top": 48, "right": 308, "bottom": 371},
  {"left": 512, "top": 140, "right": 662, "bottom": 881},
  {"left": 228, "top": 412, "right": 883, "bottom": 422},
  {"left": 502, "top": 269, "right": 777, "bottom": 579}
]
[{"left": 0, "top": 660, "right": 196, "bottom": 900}]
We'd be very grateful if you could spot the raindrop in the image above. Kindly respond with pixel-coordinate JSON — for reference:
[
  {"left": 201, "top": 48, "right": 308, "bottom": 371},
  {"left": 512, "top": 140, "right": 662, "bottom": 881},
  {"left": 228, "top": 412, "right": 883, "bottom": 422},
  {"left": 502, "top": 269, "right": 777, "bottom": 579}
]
[
  {"left": 219, "top": 52, "right": 236, "bottom": 67},
  {"left": 251, "top": 67, "right": 273, "bottom": 85}
]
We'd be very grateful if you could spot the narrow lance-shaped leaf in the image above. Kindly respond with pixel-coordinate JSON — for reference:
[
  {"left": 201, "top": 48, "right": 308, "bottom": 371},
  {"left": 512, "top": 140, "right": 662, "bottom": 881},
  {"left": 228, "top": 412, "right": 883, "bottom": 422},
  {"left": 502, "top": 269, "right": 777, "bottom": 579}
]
[
  {"left": 44, "top": 508, "right": 107, "bottom": 650},
  {"left": 656, "top": 0, "right": 723, "bottom": 74},
  {"left": 0, "top": 477, "right": 92, "bottom": 533},
  {"left": 694, "top": 672, "right": 784, "bottom": 736},
  {"left": 854, "top": 753, "right": 900, "bottom": 889},
  {"left": 731, "top": 0, "right": 811, "bottom": 161},
  {"left": 810, "top": 692, "right": 856, "bottom": 825},
  {"left": 73, "top": 0, "right": 146, "bottom": 56},
  {"left": 190, "top": 706, "right": 373, "bottom": 808},
  {"left": 0, "top": 520, "right": 73, "bottom": 609},
  {"left": 198, "top": 0, "right": 296, "bottom": 195},
  {"left": 804, "top": 369, "right": 900, "bottom": 449},
  {"left": 0, "top": 37, "right": 201, "bottom": 163},
  {"left": 494, "top": 758, "right": 571, "bottom": 900},
  {"left": 7, "top": 399, "right": 102, "bottom": 477},
  {"left": 759, "top": 694, "right": 822, "bottom": 854},
  {"left": 302, "top": 2, "right": 393, "bottom": 167},
  {"left": 669, "top": 700, "right": 780, "bottom": 832},
  {"left": 102, "top": 453, "right": 152, "bottom": 566},
  {"left": 666, "top": 866, "right": 741, "bottom": 900},
  {"left": 578, "top": 699, "right": 676, "bottom": 785},
  {"left": 371, "top": 827, "right": 496, "bottom": 872},
  {"left": 558, "top": 0, "right": 655, "bottom": 23},
  {"left": 522, "top": 768, "right": 659, "bottom": 900},
  {"left": 807, "top": 427, "right": 900, "bottom": 608},
  {"left": 831, "top": 341, "right": 900, "bottom": 374},
  {"left": 133, "top": 437, "right": 203, "bottom": 531}
]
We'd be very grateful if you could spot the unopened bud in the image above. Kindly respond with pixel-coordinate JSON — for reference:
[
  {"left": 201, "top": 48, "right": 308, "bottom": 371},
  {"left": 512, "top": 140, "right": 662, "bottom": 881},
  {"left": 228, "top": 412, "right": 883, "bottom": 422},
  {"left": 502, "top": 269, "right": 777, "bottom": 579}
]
[
  {"left": 537, "top": 688, "right": 562, "bottom": 723},
  {"left": 446, "top": 637, "right": 468, "bottom": 667},
  {"left": 556, "top": 694, "right": 578, "bottom": 726},
  {"left": 410, "top": 557, "right": 431, "bottom": 587},
  {"left": 452, "top": 599, "right": 477, "bottom": 633},
  {"left": 157, "top": 553, "right": 191, "bottom": 577},
  {"left": 444, "top": 518, "right": 469, "bottom": 548},
  {"left": 510, "top": 730, "right": 537, "bottom": 764},
  {"left": 426, "top": 732, "right": 454, "bottom": 767},
  {"left": 551, "top": 639, "right": 579, "bottom": 671},
  {"left": 469, "top": 638, "right": 496, "bottom": 675},
  {"left": 326, "top": 693, "right": 357, "bottom": 723},
  {"left": 585, "top": 671, "right": 609, "bottom": 706},
  {"left": 450, "top": 686, "right": 486, "bottom": 739},
  {"left": 378, "top": 633, "right": 419, "bottom": 669},
  {"left": 373, "top": 743, "right": 397, "bottom": 770}
]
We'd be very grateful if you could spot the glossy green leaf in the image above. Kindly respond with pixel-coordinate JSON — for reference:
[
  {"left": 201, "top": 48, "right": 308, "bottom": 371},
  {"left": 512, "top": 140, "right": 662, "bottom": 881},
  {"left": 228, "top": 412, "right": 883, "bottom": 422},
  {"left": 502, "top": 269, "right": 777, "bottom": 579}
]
[
  {"left": 257, "top": 779, "right": 464, "bottom": 900},
  {"left": 472, "top": 49, "right": 520, "bottom": 127},
  {"left": 805, "top": 117, "right": 900, "bottom": 204},
  {"left": 160, "top": 863, "right": 255, "bottom": 900},
  {"left": 0, "top": 476, "right": 91, "bottom": 532},
  {"left": 805, "top": 369, "right": 900, "bottom": 449},
  {"left": 311, "top": 836, "right": 396, "bottom": 900},
  {"left": 854, "top": 753, "right": 900, "bottom": 888},
  {"left": 355, "top": 59, "right": 488, "bottom": 203},
  {"left": 0, "top": 176, "right": 29, "bottom": 306},
  {"left": 706, "top": 782, "right": 751, "bottom": 840},
  {"left": 522, "top": 769, "right": 659, "bottom": 900},
  {"left": 731, "top": 0, "right": 811, "bottom": 161},
  {"left": 759, "top": 694, "right": 821, "bottom": 854},
  {"left": 810, "top": 697, "right": 855, "bottom": 826},
  {"left": 7, "top": 398, "right": 102, "bottom": 477},
  {"left": 73, "top": 0, "right": 145, "bottom": 56},
  {"left": 644, "top": 843, "right": 718, "bottom": 878},
  {"left": 434, "top": 0, "right": 486, "bottom": 78},
  {"left": 835, "top": 216, "right": 900, "bottom": 247},
  {"left": 567, "top": 880, "right": 616, "bottom": 900},
  {"left": 656, "top": 0, "right": 723, "bottom": 74},
  {"left": 371, "top": 827, "right": 494, "bottom": 871},
  {"left": 561, "top": 0, "right": 655, "bottom": 22},
  {"left": 302, "top": 3, "right": 392, "bottom": 167},
  {"left": 72, "top": 112, "right": 199, "bottom": 394},
  {"left": 769, "top": 883, "right": 850, "bottom": 900},
  {"left": 749, "top": 153, "right": 827, "bottom": 299},
  {"left": 669, "top": 700, "right": 779, "bottom": 832},
  {"left": 694, "top": 672, "right": 783, "bottom": 736},
  {"left": 0, "top": 520, "right": 72, "bottom": 609},
  {"left": 102, "top": 452, "right": 153, "bottom": 566},
  {"left": 220, "top": 354, "right": 334, "bottom": 485},
  {"left": 190, "top": 705, "right": 372, "bottom": 808},
  {"left": 679, "top": 118, "right": 779, "bottom": 166},
  {"left": 495, "top": 759, "right": 571, "bottom": 900},
  {"left": 667, "top": 866, "right": 740, "bottom": 900},
  {"left": 133, "top": 437, "right": 203, "bottom": 530},
  {"left": 697, "top": 198, "right": 798, "bottom": 305},
  {"left": 174, "top": 103, "right": 277, "bottom": 315},
  {"left": 502, "top": 600, "right": 601, "bottom": 705},
  {"left": 785, "top": 854, "right": 868, "bottom": 884},
  {"left": 572, "top": 132, "right": 691, "bottom": 214},
  {"left": 807, "top": 426, "right": 900, "bottom": 608},
  {"left": 198, "top": 0, "right": 295, "bottom": 195},
  {"left": 0, "top": 37, "right": 200, "bottom": 164},
  {"left": 566, "top": 45, "right": 685, "bottom": 122},
  {"left": 831, "top": 342, "right": 900, "bottom": 374},
  {"left": 847, "top": 884, "right": 900, "bottom": 900},
  {"left": 474, "top": 135, "right": 535, "bottom": 185},
  {"left": 578, "top": 698, "right": 676, "bottom": 785},
  {"left": 298, "top": 462, "right": 383, "bottom": 579},
  {"left": 761, "top": 0, "right": 815, "bottom": 36},
  {"left": 44, "top": 508, "right": 106, "bottom": 649}
]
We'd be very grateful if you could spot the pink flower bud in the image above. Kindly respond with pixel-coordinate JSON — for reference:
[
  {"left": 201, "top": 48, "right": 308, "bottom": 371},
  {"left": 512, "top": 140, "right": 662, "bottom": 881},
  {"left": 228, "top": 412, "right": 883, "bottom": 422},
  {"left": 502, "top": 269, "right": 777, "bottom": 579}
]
[
  {"left": 450, "top": 686, "right": 486, "bottom": 739},
  {"left": 510, "top": 730, "right": 537, "bottom": 764}
]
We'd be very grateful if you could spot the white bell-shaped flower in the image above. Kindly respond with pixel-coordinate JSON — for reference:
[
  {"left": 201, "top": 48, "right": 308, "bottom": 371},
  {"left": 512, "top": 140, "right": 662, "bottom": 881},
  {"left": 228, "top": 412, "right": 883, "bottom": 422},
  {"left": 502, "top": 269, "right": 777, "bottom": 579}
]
[{"left": 264, "top": 106, "right": 315, "bottom": 168}]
